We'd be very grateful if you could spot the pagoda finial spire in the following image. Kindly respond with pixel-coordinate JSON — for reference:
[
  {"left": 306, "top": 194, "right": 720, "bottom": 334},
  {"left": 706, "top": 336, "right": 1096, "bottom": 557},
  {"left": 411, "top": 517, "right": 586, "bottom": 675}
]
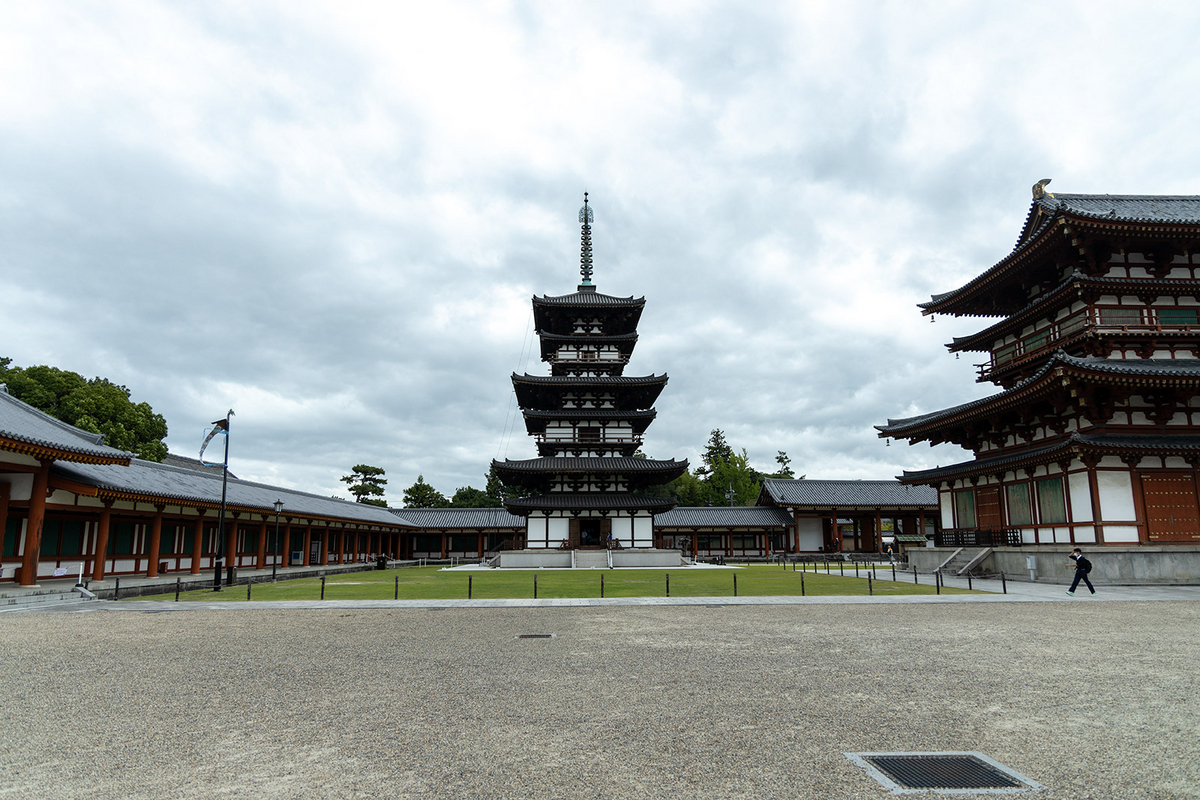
[{"left": 578, "top": 192, "right": 594, "bottom": 290}]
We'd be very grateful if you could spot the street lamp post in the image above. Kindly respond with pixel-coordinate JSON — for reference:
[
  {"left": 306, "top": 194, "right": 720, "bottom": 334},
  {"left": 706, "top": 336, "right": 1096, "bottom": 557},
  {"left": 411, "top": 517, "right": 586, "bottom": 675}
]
[{"left": 272, "top": 499, "right": 283, "bottom": 582}]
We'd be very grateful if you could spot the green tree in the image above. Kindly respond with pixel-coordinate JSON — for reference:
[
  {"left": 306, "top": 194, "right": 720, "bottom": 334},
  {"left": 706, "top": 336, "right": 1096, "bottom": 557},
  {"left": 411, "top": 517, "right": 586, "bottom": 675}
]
[
  {"left": 341, "top": 464, "right": 388, "bottom": 506},
  {"left": 695, "top": 429, "right": 733, "bottom": 478},
  {"left": 449, "top": 485, "right": 494, "bottom": 508},
  {"left": 485, "top": 464, "right": 535, "bottom": 504},
  {"left": 0, "top": 358, "right": 168, "bottom": 461},
  {"left": 773, "top": 450, "right": 795, "bottom": 478},
  {"left": 403, "top": 475, "right": 449, "bottom": 508}
]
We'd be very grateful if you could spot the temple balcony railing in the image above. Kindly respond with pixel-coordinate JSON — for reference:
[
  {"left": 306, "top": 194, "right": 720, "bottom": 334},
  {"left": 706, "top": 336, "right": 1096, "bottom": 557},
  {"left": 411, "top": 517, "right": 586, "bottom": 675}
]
[
  {"left": 934, "top": 528, "right": 1022, "bottom": 548},
  {"left": 975, "top": 306, "right": 1200, "bottom": 381}
]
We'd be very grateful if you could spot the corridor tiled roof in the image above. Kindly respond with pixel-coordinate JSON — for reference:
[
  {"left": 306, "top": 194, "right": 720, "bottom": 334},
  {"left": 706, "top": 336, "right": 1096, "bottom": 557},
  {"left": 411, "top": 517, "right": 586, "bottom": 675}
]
[
  {"left": 0, "top": 389, "right": 132, "bottom": 464},
  {"left": 761, "top": 479, "right": 936, "bottom": 508},
  {"left": 53, "top": 458, "right": 411, "bottom": 525},
  {"left": 391, "top": 508, "right": 525, "bottom": 528},
  {"left": 655, "top": 506, "right": 794, "bottom": 528}
]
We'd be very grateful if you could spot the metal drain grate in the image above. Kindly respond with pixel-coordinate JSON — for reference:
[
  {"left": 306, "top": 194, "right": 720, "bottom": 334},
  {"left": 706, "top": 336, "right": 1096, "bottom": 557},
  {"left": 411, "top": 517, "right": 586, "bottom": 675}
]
[
  {"left": 846, "top": 752, "right": 1042, "bottom": 794},
  {"left": 515, "top": 633, "right": 556, "bottom": 639}
]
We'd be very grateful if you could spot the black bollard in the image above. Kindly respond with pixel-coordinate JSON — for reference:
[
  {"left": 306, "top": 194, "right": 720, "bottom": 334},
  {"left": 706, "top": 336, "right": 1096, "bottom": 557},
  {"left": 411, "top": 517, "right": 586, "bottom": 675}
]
[
  {"left": 855, "top": 561, "right": 859, "bottom": 577},
  {"left": 839, "top": 561, "right": 844, "bottom": 576},
  {"left": 394, "top": 575, "right": 399, "bottom": 600},
  {"left": 800, "top": 571, "right": 805, "bottom": 597},
  {"left": 936, "top": 572, "right": 940, "bottom": 595},
  {"left": 468, "top": 575, "right": 472, "bottom": 600},
  {"left": 600, "top": 573, "right": 604, "bottom": 598},
  {"left": 533, "top": 574, "right": 538, "bottom": 599},
  {"left": 114, "top": 577, "right": 120, "bottom": 601},
  {"left": 665, "top": 573, "right": 670, "bottom": 598},
  {"left": 175, "top": 578, "right": 181, "bottom": 602},
  {"left": 967, "top": 573, "right": 973, "bottom": 591},
  {"left": 733, "top": 573, "right": 738, "bottom": 597},
  {"left": 1001, "top": 572, "right": 1007, "bottom": 594},
  {"left": 826, "top": 560, "right": 830, "bottom": 574},
  {"left": 892, "top": 564, "right": 896, "bottom": 581},
  {"left": 914, "top": 566, "right": 918, "bottom": 585},
  {"left": 320, "top": 575, "right": 326, "bottom": 600},
  {"left": 247, "top": 581, "right": 252, "bottom": 601},
  {"left": 868, "top": 574, "right": 873, "bottom": 596}
]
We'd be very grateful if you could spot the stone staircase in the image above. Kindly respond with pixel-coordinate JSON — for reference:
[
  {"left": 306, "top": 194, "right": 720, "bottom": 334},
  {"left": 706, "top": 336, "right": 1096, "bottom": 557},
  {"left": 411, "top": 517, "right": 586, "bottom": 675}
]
[
  {"left": 0, "top": 585, "right": 96, "bottom": 613},
  {"left": 573, "top": 550, "right": 610, "bottom": 569},
  {"left": 938, "top": 547, "right": 992, "bottom": 577}
]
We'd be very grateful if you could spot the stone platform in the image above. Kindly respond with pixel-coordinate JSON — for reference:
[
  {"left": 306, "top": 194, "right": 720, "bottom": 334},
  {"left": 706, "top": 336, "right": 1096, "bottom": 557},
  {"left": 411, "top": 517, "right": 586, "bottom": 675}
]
[{"left": 495, "top": 548, "right": 685, "bottom": 569}]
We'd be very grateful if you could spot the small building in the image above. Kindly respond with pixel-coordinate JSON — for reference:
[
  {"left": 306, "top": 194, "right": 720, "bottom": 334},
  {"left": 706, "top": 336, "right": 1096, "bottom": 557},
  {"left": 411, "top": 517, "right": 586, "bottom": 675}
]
[
  {"left": 392, "top": 508, "right": 524, "bottom": 559},
  {"left": 654, "top": 506, "right": 795, "bottom": 558},
  {"left": 757, "top": 479, "right": 938, "bottom": 554}
]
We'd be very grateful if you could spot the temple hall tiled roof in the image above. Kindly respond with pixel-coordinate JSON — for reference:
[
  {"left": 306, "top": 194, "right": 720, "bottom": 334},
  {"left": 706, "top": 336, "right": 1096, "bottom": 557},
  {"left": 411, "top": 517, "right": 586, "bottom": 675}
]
[
  {"left": 390, "top": 508, "right": 525, "bottom": 529},
  {"left": 920, "top": 188, "right": 1200, "bottom": 317},
  {"left": 53, "top": 458, "right": 411, "bottom": 526},
  {"left": 0, "top": 389, "right": 132, "bottom": 464},
  {"left": 655, "top": 506, "right": 794, "bottom": 528},
  {"left": 897, "top": 432, "right": 1200, "bottom": 484},
  {"left": 878, "top": 354, "right": 1200, "bottom": 438},
  {"left": 492, "top": 457, "right": 687, "bottom": 474},
  {"left": 760, "top": 479, "right": 936, "bottom": 508}
]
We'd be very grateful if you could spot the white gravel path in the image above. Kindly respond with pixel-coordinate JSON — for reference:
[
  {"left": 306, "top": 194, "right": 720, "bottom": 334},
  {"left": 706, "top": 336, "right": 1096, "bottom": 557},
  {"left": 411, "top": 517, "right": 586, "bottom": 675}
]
[{"left": 2, "top": 602, "right": 1197, "bottom": 799}]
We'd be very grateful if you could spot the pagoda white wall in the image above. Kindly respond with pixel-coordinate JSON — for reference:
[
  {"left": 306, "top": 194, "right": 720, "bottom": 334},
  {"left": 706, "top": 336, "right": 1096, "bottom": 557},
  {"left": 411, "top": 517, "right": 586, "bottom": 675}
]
[
  {"left": 1097, "top": 471, "right": 1136, "bottom": 521},
  {"left": 1068, "top": 472, "right": 1092, "bottom": 522},
  {"left": 632, "top": 515, "right": 653, "bottom": 548},
  {"left": 939, "top": 492, "right": 953, "bottom": 529},
  {"left": 610, "top": 516, "right": 632, "bottom": 547}
]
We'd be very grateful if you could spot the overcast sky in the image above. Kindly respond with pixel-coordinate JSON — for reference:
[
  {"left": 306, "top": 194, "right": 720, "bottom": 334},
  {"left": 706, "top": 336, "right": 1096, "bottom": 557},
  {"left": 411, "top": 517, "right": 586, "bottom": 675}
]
[{"left": 4, "top": 1, "right": 1200, "bottom": 503}]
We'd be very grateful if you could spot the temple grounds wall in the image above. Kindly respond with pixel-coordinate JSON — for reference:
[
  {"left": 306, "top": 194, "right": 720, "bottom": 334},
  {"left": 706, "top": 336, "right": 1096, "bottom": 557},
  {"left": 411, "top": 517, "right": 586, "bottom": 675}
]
[{"left": 908, "top": 545, "right": 1200, "bottom": 585}]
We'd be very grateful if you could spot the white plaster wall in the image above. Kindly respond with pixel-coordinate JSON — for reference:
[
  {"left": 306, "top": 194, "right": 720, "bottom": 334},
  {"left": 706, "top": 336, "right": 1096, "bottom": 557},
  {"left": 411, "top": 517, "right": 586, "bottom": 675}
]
[
  {"left": 1073, "top": 526, "right": 1096, "bottom": 543},
  {"left": 796, "top": 517, "right": 824, "bottom": 551},
  {"left": 1068, "top": 472, "right": 1093, "bottom": 522},
  {"left": 610, "top": 516, "right": 632, "bottom": 547},
  {"left": 1020, "top": 527, "right": 1037, "bottom": 544},
  {"left": 548, "top": 517, "right": 569, "bottom": 546},
  {"left": 2, "top": 474, "right": 33, "bottom": 501},
  {"left": 527, "top": 516, "right": 548, "bottom": 548},
  {"left": 940, "top": 490, "right": 953, "bottom": 529},
  {"left": 633, "top": 516, "right": 652, "bottom": 547},
  {"left": 1097, "top": 471, "right": 1137, "bottom": 521},
  {"left": 1104, "top": 525, "right": 1140, "bottom": 543}
]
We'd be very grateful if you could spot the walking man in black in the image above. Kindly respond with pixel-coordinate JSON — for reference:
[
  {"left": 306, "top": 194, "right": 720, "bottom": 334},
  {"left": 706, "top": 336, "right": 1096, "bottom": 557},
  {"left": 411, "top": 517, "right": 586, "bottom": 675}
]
[{"left": 1066, "top": 548, "right": 1095, "bottom": 596}]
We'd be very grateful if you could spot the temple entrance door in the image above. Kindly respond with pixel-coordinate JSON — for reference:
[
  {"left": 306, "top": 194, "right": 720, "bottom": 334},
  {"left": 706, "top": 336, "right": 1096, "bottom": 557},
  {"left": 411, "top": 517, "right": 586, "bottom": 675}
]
[
  {"left": 309, "top": 537, "right": 321, "bottom": 565},
  {"left": 976, "top": 487, "right": 1003, "bottom": 529},
  {"left": 1140, "top": 472, "right": 1200, "bottom": 542},
  {"left": 579, "top": 519, "right": 602, "bottom": 547}
]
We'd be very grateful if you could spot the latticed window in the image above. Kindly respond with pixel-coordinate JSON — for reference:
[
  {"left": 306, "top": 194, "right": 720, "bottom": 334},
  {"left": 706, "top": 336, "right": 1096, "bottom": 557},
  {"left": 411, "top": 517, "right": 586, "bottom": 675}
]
[
  {"left": 1157, "top": 308, "right": 1199, "bottom": 326},
  {"left": 954, "top": 490, "right": 976, "bottom": 528},
  {"left": 994, "top": 343, "right": 1017, "bottom": 365},
  {"left": 1036, "top": 477, "right": 1067, "bottom": 524},
  {"left": 1099, "top": 307, "right": 1141, "bottom": 326},
  {"left": 1023, "top": 330, "right": 1050, "bottom": 353},
  {"left": 1005, "top": 483, "right": 1033, "bottom": 526}
]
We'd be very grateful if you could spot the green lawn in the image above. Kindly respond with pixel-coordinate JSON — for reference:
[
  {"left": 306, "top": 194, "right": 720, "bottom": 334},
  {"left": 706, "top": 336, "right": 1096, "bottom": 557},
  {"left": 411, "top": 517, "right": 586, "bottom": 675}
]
[{"left": 140, "top": 564, "right": 981, "bottom": 602}]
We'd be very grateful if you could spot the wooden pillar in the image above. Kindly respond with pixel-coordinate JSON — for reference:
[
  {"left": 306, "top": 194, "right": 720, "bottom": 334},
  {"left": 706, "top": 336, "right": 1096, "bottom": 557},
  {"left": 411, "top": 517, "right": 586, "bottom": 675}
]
[
  {"left": 0, "top": 483, "right": 8, "bottom": 564},
  {"left": 1086, "top": 465, "right": 1105, "bottom": 545},
  {"left": 146, "top": 505, "right": 165, "bottom": 577},
  {"left": 255, "top": 519, "right": 267, "bottom": 570},
  {"left": 281, "top": 522, "right": 291, "bottom": 569},
  {"left": 301, "top": 525, "right": 312, "bottom": 567},
  {"left": 227, "top": 515, "right": 239, "bottom": 571},
  {"left": 441, "top": 532, "right": 447, "bottom": 560},
  {"left": 19, "top": 461, "right": 51, "bottom": 586},
  {"left": 320, "top": 526, "right": 329, "bottom": 565},
  {"left": 91, "top": 501, "right": 113, "bottom": 581},
  {"left": 190, "top": 511, "right": 205, "bottom": 574},
  {"left": 874, "top": 510, "right": 882, "bottom": 553}
]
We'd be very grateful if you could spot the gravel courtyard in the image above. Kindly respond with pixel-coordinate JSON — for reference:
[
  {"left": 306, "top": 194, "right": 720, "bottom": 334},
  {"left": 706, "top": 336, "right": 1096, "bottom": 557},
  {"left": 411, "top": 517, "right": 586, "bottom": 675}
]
[{"left": 2, "top": 601, "right": 1196, "bottom": 799}]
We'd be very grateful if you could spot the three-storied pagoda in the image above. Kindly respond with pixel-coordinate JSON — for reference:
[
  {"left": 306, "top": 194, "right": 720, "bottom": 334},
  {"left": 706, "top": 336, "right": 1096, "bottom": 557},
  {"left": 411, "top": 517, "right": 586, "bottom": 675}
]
[
  {"left": 493, "top": 196, "right": 687, "bottom": 550},
  {"left": 880, "top": 181, "right": 1200, "bottom": 546}
]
